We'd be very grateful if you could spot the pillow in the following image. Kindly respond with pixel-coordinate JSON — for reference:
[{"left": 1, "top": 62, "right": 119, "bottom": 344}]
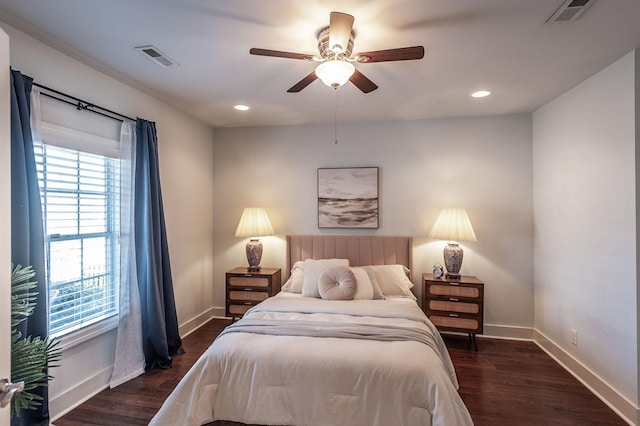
[
  {"left": 318, "top": 266, "right": 357, "bottom": 300},
  {"left": 350, "top": 267, "right": 374, "bottom": 300},
  {"left": 281, "top": 261, "right": 304, "bottom": 293},
  {"left": 362, "top": 265, "right": 385, "bottom": 300},
  {"left": 372, "top": 264, "right": 416, "bottom": 300},
  {"left": 302, "top": 258, "right": 349, "bottom": 298}
]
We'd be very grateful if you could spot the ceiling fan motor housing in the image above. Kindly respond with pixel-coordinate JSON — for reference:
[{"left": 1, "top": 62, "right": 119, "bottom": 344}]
[{"left": 317, "top": 26, "right": 355, "bottom": 58}]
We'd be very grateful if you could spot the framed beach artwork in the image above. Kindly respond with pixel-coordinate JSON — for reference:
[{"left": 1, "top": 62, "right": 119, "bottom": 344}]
[{"left": 318, "top": 167, "right": 379, "bottom": 228}]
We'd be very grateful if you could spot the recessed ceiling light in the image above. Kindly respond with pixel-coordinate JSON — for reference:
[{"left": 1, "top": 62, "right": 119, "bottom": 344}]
[
  {"left": 471, "top": 90, "right": 491, "bottom": 98},
  {"left": 234, "top": 104, "right": 250, "bottom": 111}
]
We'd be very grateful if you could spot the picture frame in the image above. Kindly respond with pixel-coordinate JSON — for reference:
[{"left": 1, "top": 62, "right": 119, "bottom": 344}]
[{"left": 317, "top": 167, "right": 379, "bottom": 229}]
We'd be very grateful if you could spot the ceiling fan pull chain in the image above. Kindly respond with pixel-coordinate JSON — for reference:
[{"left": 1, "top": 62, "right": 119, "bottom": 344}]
[{"left": 334, "top": 89, "right": 339, "bottom": 144}]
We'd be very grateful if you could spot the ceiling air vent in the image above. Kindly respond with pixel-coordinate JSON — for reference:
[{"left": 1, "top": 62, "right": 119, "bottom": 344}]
[
  {"left": 547, "top": 0, "right": 597, "bottom": 23},
  {"left": 135, "top": 45, "right": 178, "bottom": 67}
]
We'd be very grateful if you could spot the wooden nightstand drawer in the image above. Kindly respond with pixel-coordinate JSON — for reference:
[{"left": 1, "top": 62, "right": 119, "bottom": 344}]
[
  {"left": 228, "top": 304, "right": 253, "bottom": 316},
  {"left": 228, "top": 290, "right": 270, "bottom": 302},
  {"left": 428, "top": 284, "right": 480, "bottom": 299},
  {"left": 226, "top": 267, "right": 281, "bottom": 320},
  {"left": 428, "top": 299, "right": 479, "bottom": 314},
  {"left": 430, "top": 315, "right": 480, "bottom": 333},
  {"left": 228, "top": 276, "right": 270, "bottom": 288}
]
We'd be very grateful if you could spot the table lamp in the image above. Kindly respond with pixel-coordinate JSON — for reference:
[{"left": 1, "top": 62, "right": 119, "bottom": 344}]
[
  {"left": 429, "top": 208, "right": 477, "bottom": 279},
  {"left": 234, "top": 207, "right": 274, "bottom": 271}
]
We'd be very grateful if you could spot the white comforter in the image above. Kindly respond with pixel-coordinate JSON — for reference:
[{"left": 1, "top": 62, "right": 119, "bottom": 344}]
[{"left": 150, "top": 295, "right": 473, "bottom": 426}]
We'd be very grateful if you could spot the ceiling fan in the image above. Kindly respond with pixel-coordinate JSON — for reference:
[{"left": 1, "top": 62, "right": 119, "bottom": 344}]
[{"left": 250, "top": 11, "right": 425, "bottom": 94}]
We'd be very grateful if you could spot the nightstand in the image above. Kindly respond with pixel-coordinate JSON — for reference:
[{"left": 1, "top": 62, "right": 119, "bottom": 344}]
[
  {"left": 423, "top": 273, "right": 484, "bottom": 350},
  {"left": 226, "top": 267, "right": 282, "bottom": 321}
]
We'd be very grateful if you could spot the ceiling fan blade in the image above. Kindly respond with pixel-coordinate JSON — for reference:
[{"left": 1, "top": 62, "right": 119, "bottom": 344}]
[
  {"left": 329, "top": 12, "right": 354, "bottom": 54},
  {"left": 250, "top": 48, "right": 313, "bottom": 60},
  {"left": 356, "top": 46, "right": 425, "bottom": 63},
  {"left": 287, "top": 71, "right": 318, "bottom": 93},
  {"left": 349, "top": 69, "right": 378, "bottom": 93}
]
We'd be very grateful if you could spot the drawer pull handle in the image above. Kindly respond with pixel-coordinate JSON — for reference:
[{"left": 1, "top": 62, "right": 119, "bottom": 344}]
[
  {"left": 449, "top": 298, "right": 459, "bottom": 302},
  {"left": 243, "top": 274, "right": 252, "bottom": 277},
  {"left": 449, "top": 313, "right": 459, "bottom": 317},
  {"left": 450, "top": 282, "right": 459, "bottom": 286},
  {"left": 244, "top": 302, "right": 252, "bottom": 305},
  {"left": 244, "top": 288, "right": 253, "bottom": 291}
]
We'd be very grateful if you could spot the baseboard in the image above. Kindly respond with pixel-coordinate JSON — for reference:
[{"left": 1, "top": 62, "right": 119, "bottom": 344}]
[
  {"left": 534, "top": 330, "right": 638, "bottom": 426},
  {"left": 482, "top": 323, "right": 534, "bottom": 340},
  {"left": 178, "top": 306, "right": 224, "bottom": 337},
  {"left": 49, "top": 366, "right": 112, "bottom": 422}
]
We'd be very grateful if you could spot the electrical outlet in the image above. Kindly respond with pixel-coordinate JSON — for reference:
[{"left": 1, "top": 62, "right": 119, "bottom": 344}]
[{"left": 570, "top": 329, "right": 578, "bottom": 346}]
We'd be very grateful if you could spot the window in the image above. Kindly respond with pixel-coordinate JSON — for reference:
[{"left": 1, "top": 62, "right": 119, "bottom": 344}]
[{"left": 35, "top": 122, "right": 121, "bottom": 338}]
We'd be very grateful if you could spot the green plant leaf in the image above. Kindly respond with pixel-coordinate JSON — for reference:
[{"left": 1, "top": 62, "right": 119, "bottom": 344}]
[{"left": 10, "top": 264, "right": 62, "bottom": 418}]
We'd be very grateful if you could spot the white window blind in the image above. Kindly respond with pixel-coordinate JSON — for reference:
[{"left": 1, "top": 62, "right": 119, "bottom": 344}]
[{"left": 35, "top": 122, "right": 121, "bottom": 337}]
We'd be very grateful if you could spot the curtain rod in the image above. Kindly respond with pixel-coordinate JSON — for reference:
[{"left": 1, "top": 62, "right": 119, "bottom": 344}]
[{"left": 33, "top": 82, "right": 136, "bottom": 123}]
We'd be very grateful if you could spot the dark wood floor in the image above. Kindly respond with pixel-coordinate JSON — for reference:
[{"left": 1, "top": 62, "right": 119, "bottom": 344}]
[{"left": 53, "top": 319, "right": 627, "bottom": 426}]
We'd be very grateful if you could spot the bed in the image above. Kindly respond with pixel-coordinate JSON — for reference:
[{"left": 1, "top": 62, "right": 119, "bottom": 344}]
[{"left": 150, "top": 235, "right": 473, "bottom": 426}]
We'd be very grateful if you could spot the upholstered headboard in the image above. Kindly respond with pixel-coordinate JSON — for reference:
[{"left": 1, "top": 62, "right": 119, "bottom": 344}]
[{"left": 286, "top": 235, "right": 412, "bottom": 279}]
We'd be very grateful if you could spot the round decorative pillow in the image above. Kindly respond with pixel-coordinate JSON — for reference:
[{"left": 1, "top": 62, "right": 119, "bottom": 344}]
[{"left": 318, "top": 266, "right": 357, "bottom": 300}]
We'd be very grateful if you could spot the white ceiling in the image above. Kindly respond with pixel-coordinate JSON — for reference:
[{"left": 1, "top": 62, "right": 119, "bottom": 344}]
[{"left": 1, "top": 0, "right": 639, "bottom": 129}]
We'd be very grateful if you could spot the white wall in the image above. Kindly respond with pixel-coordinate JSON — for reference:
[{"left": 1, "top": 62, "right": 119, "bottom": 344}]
[
  {"left": 0, "top": 22, "right": 215, "bottom": 419},
  {"left": 533, "top": 50, "right": 638, "bottom": 423},
  {"left": 212, "top": 115, "right": 534, "bottom": 337}
]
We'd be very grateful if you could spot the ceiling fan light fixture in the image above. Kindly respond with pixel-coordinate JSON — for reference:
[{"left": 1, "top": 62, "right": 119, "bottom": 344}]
[{"left": 315, "top": 58, "right": 355, "bottom": 88}]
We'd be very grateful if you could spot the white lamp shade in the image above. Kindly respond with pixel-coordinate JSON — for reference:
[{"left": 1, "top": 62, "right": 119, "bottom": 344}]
[
  {"left": 234, "top": 207, "right": 274, "bottom": 237},
  {"left": 315, "top": 59, "right": 355, "bottom": 88},
  {"left": 429, "top": 208, "right": 477, "bottom": 242}
]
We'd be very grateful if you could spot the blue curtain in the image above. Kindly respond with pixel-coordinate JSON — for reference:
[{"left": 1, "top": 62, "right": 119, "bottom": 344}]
[
  {"left": 10, "top": 70, "right": 49, "bottom": 425},
  {"left": 134, "top": 118, "right": 184, "bottom": 370}
]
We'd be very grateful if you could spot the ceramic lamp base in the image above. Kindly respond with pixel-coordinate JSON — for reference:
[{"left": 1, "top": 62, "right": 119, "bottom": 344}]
[
  {"left": 245, "top": 239, "right": 263, "bottom": 271},
  {"left": 443, "top": 242, "right": 463, "bottom": 279}
]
